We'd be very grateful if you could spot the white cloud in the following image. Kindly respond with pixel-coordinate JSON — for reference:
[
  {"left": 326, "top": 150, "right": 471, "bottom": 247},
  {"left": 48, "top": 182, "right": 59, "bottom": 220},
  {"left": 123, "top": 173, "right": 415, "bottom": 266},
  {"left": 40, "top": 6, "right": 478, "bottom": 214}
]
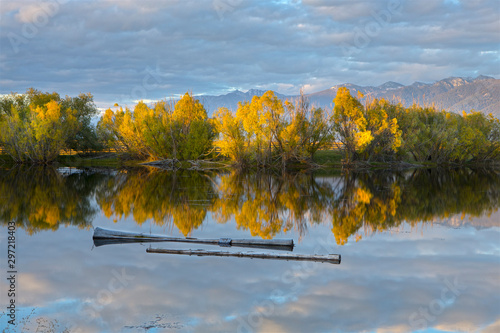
[{"left": 0, "top": 0, "right": 498, "bottom": 108}]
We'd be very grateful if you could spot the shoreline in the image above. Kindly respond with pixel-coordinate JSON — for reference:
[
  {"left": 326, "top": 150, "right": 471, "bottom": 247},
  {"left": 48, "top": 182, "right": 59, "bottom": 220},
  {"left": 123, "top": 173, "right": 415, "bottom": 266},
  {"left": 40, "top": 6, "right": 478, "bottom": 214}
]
[{"left": 2, "top": 152, "right": 499, "bottom": 172}]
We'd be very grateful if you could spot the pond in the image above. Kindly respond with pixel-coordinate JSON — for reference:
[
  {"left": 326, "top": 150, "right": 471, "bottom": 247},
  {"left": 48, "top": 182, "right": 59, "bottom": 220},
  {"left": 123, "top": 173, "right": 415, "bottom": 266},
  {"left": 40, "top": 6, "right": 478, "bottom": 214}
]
[{"left": 0, "top": 166, "right": 499, "bottom": 332}]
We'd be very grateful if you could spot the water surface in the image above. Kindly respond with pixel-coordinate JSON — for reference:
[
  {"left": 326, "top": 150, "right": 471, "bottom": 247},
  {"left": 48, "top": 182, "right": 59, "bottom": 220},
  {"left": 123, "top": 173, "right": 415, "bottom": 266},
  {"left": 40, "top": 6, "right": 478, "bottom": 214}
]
[{"left": 0, "top": 166, "right": 499, "bottom": 332}]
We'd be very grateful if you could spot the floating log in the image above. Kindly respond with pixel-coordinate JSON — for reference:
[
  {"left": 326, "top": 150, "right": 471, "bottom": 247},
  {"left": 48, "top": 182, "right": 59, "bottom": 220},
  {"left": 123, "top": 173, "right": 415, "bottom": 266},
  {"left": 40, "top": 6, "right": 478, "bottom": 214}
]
[
  {"left": 146, "top": 248, "right": 341, "bottom": 264},
  {"left": 139, "top": 159, "right": 182, "bottom": 170},
  {"left": 93, "top": 227, "right": 294, "bottom": 251},
  {"left": 93, "top": 238, "right": 169, "bottom": 247}
]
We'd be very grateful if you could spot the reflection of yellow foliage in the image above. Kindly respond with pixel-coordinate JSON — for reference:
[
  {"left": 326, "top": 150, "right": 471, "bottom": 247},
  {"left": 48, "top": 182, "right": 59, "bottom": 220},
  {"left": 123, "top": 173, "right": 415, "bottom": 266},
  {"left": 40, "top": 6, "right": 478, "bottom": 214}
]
[
  {"left": 235, "top": 199, "right": 282, "bottom": 239},
  {"left": 172, "top": 203, "right": 206, "bottom": 236},
  {"left": 329, "top": 169, "right": 500, "bottom": 245},
  {"left": 355, "top": 187, "right": 372, "bottom": 204},
  {"left": 0, "top": 166, "right": 98, "bottom": 234},
  {"left": 210, "top": 171, "right": 334, "bottom": 239},
  {"left": 3, "top": 165, "right": 497, "bottom": 245},
  {"left": 29, "top": 206, "right": 60, "bottom": 227},
  {"left": 211, "top": 172, "right": 286, "bottom": 239},
  {"left": 96, "top": 169, "right": 215, "bottom": 236},
  {"left": 331, "top": 177, "right": 405, "bottom": 245}
]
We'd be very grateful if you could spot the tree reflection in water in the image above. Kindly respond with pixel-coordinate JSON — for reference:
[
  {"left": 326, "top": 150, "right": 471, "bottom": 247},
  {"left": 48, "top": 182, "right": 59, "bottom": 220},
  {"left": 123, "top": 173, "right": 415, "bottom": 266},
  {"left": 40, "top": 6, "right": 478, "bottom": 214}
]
[
  {"left": 0, "top": 166, "right": 104, "bottom": 234},
  {"left": 331, "top": 169, "right": 500, "bottom": 244},
  {"left": 96, "top": 168, "right": 218, "bottom": 235},
  {"left": 211, "top": 171, "right": 338, "bottom": 239},
  {"left": 1, "top": 166, "right": 498, "bottom": 243},
  {"left": 95, "top": 167, "right": 500, "bottom": 244}
]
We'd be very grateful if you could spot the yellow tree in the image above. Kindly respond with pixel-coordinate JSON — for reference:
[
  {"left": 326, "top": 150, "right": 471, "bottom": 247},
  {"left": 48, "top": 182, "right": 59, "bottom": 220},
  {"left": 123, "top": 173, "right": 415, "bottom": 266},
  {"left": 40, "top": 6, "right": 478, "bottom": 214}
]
[
  {"left": 0, "top": 106, "right": 27, "bottom": 162},
  {"left": 97, "top": 95, "right": 215, "bottom": 161},
  {"left": 97, "top": 106, "right": 127, "bottom": 152},
  {"left": 215, "top": 90, "right": 333, "bottom": 167},
  {"left": 235, "top": 91, "right": 285, "bottom": 166},
  {"left": 30, "top": 100, "right": 78, "bottom": 162},
  {"left": 278, "top": 103, "right": 304, "bottom": 164},
  {"left": 0, "top": 100, "right": 77, "bottom": 163},
  {"left": 173, "top": 92, "right": 207, "bottom": 125},
  {"left": 259, "top": 91, "right": 286, "bottom": 163},
  {"left": 362, "top": 98, "right": 402, "bottom": 161},
  {"left": 0, "top": 89, "right": 97, "bottom": 163},
  {"left": 117, "top": 108, "right": 150, "bottom": 158},
  {"left": 332, "top": 88, "right": 373, "bottom": 163},
  {"left": 172, "top": 93, "right": 215, "bottom": 160},
  {"left": 214, "top": 107, "right": 249, "bottom": 166}
]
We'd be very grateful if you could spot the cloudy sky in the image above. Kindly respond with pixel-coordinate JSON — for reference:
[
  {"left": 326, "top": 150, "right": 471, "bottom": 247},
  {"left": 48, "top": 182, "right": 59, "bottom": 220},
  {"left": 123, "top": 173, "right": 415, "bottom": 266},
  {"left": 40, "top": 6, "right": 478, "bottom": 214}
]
[{"left": 1, "top": 0, "right": 499, "bottom": 108}]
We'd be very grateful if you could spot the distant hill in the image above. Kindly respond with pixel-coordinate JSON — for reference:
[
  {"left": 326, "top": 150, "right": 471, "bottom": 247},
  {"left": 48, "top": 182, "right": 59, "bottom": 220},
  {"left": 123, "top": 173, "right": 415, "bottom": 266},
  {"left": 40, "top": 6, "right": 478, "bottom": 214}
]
[
  {"left": 305, "top": 75, "right": 499, "bottom": 118},
  {"left": 197, "top": 89, "right": 289, "bottom": 115},
  {"left": 196, "top": 76, "right": 499, "bottom": 118},
  {"left": 377, "top": 75, "right": 499, "bottom": 116}
]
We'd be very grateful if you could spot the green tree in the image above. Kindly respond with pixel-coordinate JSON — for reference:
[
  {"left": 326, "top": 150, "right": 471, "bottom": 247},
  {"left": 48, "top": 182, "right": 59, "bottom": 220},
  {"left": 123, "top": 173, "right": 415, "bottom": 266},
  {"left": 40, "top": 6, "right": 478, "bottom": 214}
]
[
  {"left": 60, "top": 92, "right": 100, "bottom": 152},
  {"left": 293, "top": 90, "right": 333, "bottom": 160},
  {"left": 458, "top": 111, "right": 500, "bottom": 162}
]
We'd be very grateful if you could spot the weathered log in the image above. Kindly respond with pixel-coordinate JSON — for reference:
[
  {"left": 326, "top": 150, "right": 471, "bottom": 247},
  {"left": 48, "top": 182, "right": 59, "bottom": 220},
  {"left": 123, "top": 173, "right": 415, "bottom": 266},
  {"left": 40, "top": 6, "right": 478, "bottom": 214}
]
[
  {"left": 146, "top": 248, "right": 341, "bottom": 264},
  {"left": 139, "top": 159, "right": 181, "bottom": 170},
  {"left": 93, "top": 227, "right": 294, "bottom": 251}
]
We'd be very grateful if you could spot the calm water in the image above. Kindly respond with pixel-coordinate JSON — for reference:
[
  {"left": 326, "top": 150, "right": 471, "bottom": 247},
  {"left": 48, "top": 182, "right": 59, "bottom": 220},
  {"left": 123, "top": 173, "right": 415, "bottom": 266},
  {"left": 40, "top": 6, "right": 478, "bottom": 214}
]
[{"left": 0, "top": 166, "right": 499, "bottom": 333}]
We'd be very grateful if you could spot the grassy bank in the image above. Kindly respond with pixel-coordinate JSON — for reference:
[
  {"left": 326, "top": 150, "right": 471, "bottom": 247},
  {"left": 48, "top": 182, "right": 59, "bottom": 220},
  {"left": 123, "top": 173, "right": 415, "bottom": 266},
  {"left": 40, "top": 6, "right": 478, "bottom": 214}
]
[
  {"left": 56, "top": 154, "right": 124, "bottom": 168},
  {"left": 0, "top": 153, "right": 129, "bottom": 168},
  {"left": 312, "top": 149, "right": 343, "bottom": 167},
  {"left": 1, "top": 150, "right": 498, "bottom": 171}
]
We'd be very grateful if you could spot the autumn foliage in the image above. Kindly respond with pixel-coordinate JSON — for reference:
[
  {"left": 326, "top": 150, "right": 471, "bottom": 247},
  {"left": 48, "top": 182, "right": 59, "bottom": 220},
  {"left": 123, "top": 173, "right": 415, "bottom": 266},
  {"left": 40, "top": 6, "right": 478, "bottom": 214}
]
[
  {"left": 97, "top": 93, "right": 216, "bottom": 160},
  {"left": 1, "top": 87, "right": 499, "bottom": 166},
  {"left": 214, "top": 88, "right": 499, "bottom": 166},
  {"left": 0, "top": 88, "right": 99, "bottom": 163},
  {"left": 1, "top": 166, "right": 498, "bottom": 242},
  {"left": 214, "top": 90, "right": 333, "bottom": 168}
]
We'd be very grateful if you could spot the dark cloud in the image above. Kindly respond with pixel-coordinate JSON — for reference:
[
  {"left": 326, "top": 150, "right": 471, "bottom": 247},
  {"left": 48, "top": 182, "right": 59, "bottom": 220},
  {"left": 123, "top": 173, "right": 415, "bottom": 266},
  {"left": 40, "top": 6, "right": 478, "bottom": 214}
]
[{"left": 0, "top": 0, "right": 498, "bottom": 108}]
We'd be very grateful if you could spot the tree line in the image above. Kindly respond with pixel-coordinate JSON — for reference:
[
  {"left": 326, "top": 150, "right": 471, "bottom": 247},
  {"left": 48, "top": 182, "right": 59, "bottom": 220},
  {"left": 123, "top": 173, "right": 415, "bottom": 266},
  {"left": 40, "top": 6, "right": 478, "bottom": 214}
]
[{"left": 1, "top": 87, "right": 499, "bottom": 166}]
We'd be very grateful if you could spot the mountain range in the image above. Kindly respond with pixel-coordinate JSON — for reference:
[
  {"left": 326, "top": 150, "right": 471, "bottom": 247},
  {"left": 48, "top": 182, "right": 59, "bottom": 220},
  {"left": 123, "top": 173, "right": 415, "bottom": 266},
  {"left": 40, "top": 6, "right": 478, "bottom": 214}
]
[{"left": 197, "top": 75, "right": 499, "bottom": 118}]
